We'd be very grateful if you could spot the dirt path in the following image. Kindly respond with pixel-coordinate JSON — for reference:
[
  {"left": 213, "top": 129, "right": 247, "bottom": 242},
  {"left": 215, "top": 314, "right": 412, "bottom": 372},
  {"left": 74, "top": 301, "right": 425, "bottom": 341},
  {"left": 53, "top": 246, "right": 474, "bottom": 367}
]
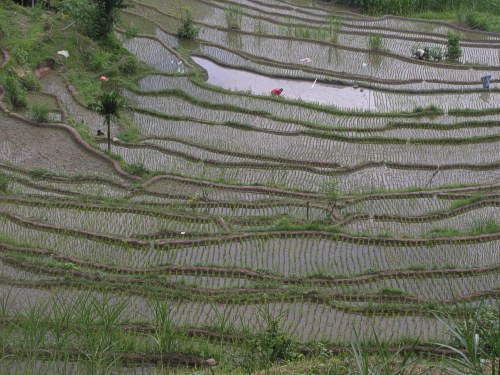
[{"left": 1, "top": 50, "right": 9, "bottom": 67}]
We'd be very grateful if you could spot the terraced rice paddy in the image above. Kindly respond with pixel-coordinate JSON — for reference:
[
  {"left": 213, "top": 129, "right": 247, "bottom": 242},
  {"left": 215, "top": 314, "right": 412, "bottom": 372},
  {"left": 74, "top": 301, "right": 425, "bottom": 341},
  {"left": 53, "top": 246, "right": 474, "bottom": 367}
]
[{"left": 1, "top": 0, "right": 499, "bottom": 370}]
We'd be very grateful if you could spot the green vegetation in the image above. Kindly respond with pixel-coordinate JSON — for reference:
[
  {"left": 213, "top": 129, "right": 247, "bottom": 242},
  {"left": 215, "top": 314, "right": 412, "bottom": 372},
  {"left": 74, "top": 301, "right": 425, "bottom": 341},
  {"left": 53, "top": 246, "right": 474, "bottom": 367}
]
[
  {"left": 4, "top": 75, "right": 27, "bottom": 108},
  {"left": 1, "top": 1, "right": 500, "bottom": 373},
  {"left": 225, "top": 4, "right": 243, "bottom": 30},
  {"left": 57, "top": 0, "right": 130, "bottom": 40},
  {"left": 90, "top": 90, "right": 127, "bottom": 151},
  {"left": 177, "top": 7, "right": 200, "bottom": 40},
  {"left": 28, "top": 103, "right": 50, "bottom": 123},
  {"left": 446, "top": 31, "right": 462, "bottom": 61},
  {"left": 368, "top": 33, "right": 383, "bottom": 51},
  {"left": 0, "top": 174, "right": 9, "bottom": 193}
]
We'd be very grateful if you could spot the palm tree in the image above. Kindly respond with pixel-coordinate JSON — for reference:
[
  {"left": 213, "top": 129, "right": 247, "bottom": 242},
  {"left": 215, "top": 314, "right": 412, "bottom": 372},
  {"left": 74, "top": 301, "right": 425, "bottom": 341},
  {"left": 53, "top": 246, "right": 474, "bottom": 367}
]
[{"left": 92, "top": 90, "right": 126, "bottom": 152}]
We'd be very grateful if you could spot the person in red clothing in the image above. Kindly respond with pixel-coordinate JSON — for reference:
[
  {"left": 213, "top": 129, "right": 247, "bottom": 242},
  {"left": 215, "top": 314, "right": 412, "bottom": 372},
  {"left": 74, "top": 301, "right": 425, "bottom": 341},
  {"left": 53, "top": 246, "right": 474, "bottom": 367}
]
[{"left": 271, "top": 88, "right": 283, "bottom": 96}]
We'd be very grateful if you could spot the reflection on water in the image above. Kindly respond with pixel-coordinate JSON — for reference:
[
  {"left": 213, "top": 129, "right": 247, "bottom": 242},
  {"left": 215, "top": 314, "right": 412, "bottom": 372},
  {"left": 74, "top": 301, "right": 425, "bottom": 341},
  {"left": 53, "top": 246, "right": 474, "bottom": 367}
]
[{"left": 192, "top": 56, "right": 375, "bottom": 110}]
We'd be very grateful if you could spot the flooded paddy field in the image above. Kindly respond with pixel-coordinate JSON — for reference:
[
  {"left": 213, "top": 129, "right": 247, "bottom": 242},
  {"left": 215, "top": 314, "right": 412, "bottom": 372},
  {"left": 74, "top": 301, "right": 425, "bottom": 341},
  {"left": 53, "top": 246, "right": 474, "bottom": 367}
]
[{"left": 1, "top": 0, "right": 499, "bottom": 366}]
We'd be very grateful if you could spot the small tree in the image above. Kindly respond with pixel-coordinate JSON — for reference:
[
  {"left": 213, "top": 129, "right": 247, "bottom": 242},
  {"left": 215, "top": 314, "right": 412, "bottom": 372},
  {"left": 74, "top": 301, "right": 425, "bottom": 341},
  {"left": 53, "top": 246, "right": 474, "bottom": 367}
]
[
  {"left": 321, "top": 178, "right": 340, "bottom": 220},
  {"left": 446, "top": 31, "right": 462, "bottom": 61},
  {"left": 91, "top": 90, "right": 126, "bottom": 152}
]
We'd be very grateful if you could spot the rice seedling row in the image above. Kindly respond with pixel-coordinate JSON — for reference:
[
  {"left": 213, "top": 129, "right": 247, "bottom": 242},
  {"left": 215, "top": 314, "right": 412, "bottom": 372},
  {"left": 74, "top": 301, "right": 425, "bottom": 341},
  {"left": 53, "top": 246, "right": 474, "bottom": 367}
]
[
  {"left": 342, "top": 196, "right": 453, "bottom": 216},
  {"left": 343, "top": 206, "right": 500, "bottom": 237},
  {"left": 1, "top": 202, "right": 220, "bottom": 237},
  {"left": 166, "top": 236, "right": 500, "bottom": 276},
  {"left": 120, "top": 37, "right": 184, "bottom": 73},
  {"left": 143, "top": 0, "right": 500, "bottom": 67},
  {"left": 132, "top": 93, "right": 500, "bottom": 142},
  {"left": 319, "top": 273, "right": 500, "bottom": 301},
  {"left": 0, "top": 285, "right": 446, "bottom": 343},
  {"left": 130, "top": 124, "right": 500, "bottom": 166},
  {"left": 216, "top": 0, "right": 500, "bottom": 42}
]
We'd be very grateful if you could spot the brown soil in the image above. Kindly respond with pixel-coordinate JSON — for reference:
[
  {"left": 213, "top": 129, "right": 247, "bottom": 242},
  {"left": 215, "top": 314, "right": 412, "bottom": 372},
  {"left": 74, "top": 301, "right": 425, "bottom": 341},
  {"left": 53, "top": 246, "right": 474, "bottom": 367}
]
[{"left": 34, "top": 59, "right": 55, "bottom": 79}]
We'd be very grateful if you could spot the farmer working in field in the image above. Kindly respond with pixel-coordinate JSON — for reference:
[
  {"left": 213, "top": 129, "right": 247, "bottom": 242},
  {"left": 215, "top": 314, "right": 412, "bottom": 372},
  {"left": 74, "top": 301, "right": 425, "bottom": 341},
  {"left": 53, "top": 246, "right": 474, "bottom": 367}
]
[
  {"left": 415, "top": 49, "right": 426, "bottom": 60},
  {"left": 271, "top": 88, "right": 283, "bottom": 96}
]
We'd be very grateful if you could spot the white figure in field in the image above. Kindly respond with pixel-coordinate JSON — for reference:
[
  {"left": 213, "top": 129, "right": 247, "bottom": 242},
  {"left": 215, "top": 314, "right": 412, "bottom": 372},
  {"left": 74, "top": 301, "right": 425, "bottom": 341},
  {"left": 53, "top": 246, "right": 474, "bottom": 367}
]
[{"left": 415, "top": 49, "right": 426, "bottom": 60}]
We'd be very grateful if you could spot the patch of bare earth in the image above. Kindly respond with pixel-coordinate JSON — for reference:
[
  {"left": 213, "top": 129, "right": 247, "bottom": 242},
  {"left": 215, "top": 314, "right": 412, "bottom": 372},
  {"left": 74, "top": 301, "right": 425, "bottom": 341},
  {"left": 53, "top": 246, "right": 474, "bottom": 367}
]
[{"left": 0, "top": 111, "right": 123, "bottom": 179}]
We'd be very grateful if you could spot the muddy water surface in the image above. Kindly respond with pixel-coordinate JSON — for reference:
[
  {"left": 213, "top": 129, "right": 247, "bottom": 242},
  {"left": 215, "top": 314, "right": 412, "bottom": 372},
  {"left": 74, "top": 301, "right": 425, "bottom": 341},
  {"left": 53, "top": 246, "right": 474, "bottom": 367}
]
[{"left": 193, "top": 56, "right": 375, "bottom": 110}]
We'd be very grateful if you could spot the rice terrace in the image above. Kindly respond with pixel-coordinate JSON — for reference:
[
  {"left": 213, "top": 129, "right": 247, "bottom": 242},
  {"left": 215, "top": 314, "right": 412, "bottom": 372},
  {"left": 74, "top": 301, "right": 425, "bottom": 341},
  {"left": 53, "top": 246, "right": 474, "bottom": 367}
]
[{"left": 0, "top": 0, "right": 499, "bottom": 373}]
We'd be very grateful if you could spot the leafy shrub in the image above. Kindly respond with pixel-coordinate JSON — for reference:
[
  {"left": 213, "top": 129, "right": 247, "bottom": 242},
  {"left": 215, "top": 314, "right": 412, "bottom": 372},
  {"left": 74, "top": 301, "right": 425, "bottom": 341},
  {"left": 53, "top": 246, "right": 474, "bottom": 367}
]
[
  {"left": 411, "top": 45, "right": 443, "bottom": 61},
  {"left": 368, "top": 33, "right": 383, "bottom": 50},
  {"left": 427, "top": 46, "right": 443, "bottom": 61},
  {"left": 29, "top": 104, "right": 50, "bottom": 123},
  {"left": 177, "top": 7, "right": 200, "bottom": 40},
  {"left": 446, "top": 31, "right": 462, "bottom": 61},
  {"left": 4, "top": 76, "right": 27, "bottom": 108}
]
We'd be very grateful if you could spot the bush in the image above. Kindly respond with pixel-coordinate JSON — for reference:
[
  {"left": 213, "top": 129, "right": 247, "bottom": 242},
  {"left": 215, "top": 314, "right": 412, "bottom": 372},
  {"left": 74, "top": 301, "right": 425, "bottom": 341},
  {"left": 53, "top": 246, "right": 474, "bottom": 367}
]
[
  {"left": 446, "top": 31, "right": 462, "bottom": 61},
  {"left": 177, "top": 7, "right": 200, "bottom": 40},
  {"left": 29, "top": 104, "right": 50, "bottom": 123}
]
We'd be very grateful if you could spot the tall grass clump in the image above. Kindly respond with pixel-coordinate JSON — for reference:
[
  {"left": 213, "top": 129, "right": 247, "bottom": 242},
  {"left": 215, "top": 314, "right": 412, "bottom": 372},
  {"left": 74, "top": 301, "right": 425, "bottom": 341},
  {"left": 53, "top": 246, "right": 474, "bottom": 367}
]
[
  {"left": 328, "top": 16, "right": 341, "bottom": 44},
  {"left": 368, "top": 33, "right": 383, "bottom": 50},
  {"left": 348, "top": 331, "right": 421, "bottom": 374},
  {"left": 177, "top": 7, "right": 200, "bottom": 40},
  {"left": 225, "top": 5, "right": 243, "bottom": 30},
  {"left": 234, "top": 306, "right": 297, "bottom": 374},
  {"left": 457, "top": 9, "right": 490, "bottom": 30},
  {"left": 4, "top": 75, "right": 27, "bottom": 108},
  {"left": 433, "top": 304, "right": 499, "bottom": 375},
  {"left": 0, "top": 174, "right": 9, "bottom": 193},
  {"left": 28, "top": 103, "right": 50, "bottom": 123}
]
